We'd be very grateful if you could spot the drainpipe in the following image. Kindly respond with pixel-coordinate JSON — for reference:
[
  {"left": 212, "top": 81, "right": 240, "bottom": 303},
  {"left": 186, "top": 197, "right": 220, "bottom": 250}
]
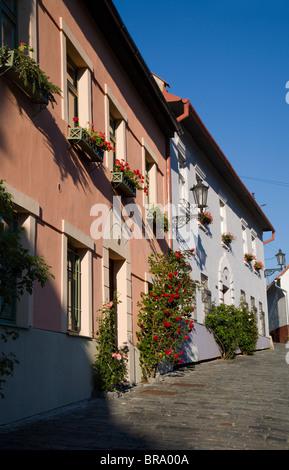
[
  {"left": 176, "top": 99, "right": 190, "bottom": 123},
  {"left": 263, "top": 230, "right": 275, "bottom": 245}
]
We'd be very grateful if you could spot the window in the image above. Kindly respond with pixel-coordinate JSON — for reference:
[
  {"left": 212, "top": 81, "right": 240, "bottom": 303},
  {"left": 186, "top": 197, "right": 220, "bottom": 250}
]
[
  {"left": 0, "top": 0, "right": 17, "bottom": 48},
  {"left": 178, "top": 153, "right": 186, "bottom": 202},
  {"left": 201, "top": 273, "right": 211, "bottom": 318},
  {"left": 145, "top": 158, "right": 153, "bottom": 204},
  {"left": 67, "top": 244, "right": 81, "bottom": 333},
  {"left": 142, "top": 140, "right": 158, "bottom": 206},
  {"left": 251, "top": 230, "right": 257, "bottom": 257},
  {"left": 1, "top": 184, "right": 40, "bottom": 327},
  {"left": 109, "top": 114, "right": 117, "bottom": 164},
  {"left": 219, "top": 199, "right": 226, "bottom": 234},
  {"left": 105, "top": 85, "right": 127, "bottom": 169},
  {"left": 242, "top": 224, "right": 248, "bottom": 255},
  {"left": 240, "top": 289, "right": 246, "bottom": 306},
  {"left": 259, "top": 302, "right": 265, "bottom": 335},
  {"left": 60, "top": 18, "right": 93, "bottom": 127},
  {"left": 67, "top": 56, "right": 78, "bottom": 127},
  {"left": 62, "top": 220, "right": 93, "bottom": 336},
  {"left": 0, "top": 214, "right": 17, "bottom": 323},
  {"left": 250, "top": 296, "right": 257, "bottom": 318}
]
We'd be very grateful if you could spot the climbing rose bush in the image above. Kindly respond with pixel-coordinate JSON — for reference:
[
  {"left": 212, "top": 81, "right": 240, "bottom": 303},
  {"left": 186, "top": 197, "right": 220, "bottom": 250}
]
[
  {"left": 93, "top": 294, "right": 128, "bottom": 392},
  {"left": 136, "top": 249, "right": 198, "bottom": 379}
]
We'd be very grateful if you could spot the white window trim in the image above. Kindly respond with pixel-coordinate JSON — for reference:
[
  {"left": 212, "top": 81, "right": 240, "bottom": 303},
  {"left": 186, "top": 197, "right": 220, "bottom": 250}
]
[
  {"left": 219, "top": 198, "right": 227, "bottom": 235},
  {"left": 104, "top": 84, "right": 128, "bottom": 170},
  {"left": 142, "top": 138, "right": 158, "bottom": 206},
  {"left": 195, "top": 164, "right": 206, "bottom": 182},
  {"left": 60, "top": 18, "right": 93, "bottom": 127}
]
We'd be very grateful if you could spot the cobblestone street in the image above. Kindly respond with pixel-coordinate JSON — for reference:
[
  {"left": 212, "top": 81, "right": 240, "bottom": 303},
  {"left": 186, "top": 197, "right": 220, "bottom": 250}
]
[{"left": 0, "top": 343, "right": 288, "bottom": 451}]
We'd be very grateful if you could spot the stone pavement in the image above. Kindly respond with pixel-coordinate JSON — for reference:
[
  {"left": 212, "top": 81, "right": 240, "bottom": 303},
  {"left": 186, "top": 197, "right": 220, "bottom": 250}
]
[{"left": 0, "top": 343, "right": 289, "bottom": 451}]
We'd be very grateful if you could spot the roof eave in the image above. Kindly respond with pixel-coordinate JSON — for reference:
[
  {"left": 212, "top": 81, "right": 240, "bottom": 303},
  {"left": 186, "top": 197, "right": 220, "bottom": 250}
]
[
  {"left": 82, "top": 0, "right": 181, "bottom": 138},
  {"left": 164, "top": 90, "right": 275, "bottom": 233}
]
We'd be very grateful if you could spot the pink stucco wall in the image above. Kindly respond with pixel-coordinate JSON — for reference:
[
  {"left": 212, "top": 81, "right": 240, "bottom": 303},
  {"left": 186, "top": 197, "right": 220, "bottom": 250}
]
[{"left": 0, "top": 0, "right": 169, "bottom": 341}]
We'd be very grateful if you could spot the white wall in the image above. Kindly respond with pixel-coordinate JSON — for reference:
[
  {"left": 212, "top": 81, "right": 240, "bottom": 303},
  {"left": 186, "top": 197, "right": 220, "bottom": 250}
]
[{"left": 170, "top": 131, "right": 270, "bottom": 359}]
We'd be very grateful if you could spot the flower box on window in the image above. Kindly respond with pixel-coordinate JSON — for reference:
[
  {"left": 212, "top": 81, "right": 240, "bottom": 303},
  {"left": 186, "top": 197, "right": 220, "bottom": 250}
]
[
  {"left": 111, "top": 171, "right": 136, "bottom": 198},
  {"left": 198, "top": 211, "right": 213, "bottom": 227},
  {"left": 0, "top": 45, "right": 61, "bottom": 107},
  {"left": 68, "top": 127, "right": 104, "bottom": 163}
]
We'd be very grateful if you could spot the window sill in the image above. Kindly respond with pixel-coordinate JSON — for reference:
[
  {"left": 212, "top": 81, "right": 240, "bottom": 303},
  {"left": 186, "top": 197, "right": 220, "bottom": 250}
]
[
  {"left": 0, "top": 321, "right": 30, "bottom": 330},
  {"left": 198, "top": 222, "right": 208, "bottom": 234},
  {"left": 221, "top": 242, "right": 231, "bottom": 251},
  {"left": 67, "top": 331, "right": 93, "bottom": 340}
]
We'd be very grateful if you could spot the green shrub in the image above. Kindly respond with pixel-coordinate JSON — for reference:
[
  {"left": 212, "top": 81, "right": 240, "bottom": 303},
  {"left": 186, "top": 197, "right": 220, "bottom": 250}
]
[
  {"left": 238, "top": 304, "right": 258, "bottom": 355},
  {"left": 205, "top": 303, "right": 258, "bottom": 359},
  {"left": 205, "top": 303, "right": 240, "bottom": 359}
]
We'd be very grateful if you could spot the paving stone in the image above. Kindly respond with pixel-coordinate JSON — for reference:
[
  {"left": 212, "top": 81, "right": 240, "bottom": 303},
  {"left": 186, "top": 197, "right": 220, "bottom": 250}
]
[{"left": 0, "top": 343, "right": 289, "bottom": 450}]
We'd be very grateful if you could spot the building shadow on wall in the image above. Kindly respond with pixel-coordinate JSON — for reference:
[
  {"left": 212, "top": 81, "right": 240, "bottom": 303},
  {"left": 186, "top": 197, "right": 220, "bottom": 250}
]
[
  {"left": 32, "top": 109, "right": 114, "bottom": 198},
  {"left": 194, "top": 235, "right": 207, "bottom": 271}
]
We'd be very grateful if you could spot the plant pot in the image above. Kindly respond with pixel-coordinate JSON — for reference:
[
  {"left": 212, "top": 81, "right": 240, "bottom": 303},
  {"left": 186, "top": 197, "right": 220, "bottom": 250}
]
[
  {"left": 0, "top": 50, "right": 50, "bottom": 105},
  {"left": 111, "top": 172, "right": 136, "bottom": 197},
  {"left": 68, "top": 127, "right": 104, "bottom": 162}
]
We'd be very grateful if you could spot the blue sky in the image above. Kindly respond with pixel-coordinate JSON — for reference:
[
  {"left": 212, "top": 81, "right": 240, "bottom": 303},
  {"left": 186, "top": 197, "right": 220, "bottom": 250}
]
[{"left": 113, "top": 0, "right": 289, "bottom": 280}]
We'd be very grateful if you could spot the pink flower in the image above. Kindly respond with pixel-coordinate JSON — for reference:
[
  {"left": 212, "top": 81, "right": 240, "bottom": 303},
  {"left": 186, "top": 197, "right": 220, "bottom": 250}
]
[
  {"left": 105, "top": 301, "right": 113, "bottom": 309},
  {"left": 112, "top": 353, "right": 121, "bottom": 360}
]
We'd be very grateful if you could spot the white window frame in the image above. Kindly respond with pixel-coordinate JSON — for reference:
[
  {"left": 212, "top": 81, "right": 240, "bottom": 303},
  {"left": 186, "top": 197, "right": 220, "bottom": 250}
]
[
  {"left": 104, "top": 84, "right": 127, "bottom": 170},
  {"left": 219, "top": 196, "right": 227, "bottom": 234},
  {"left": 142, "top": 138, "right": 158, "bottom": 206},
  {"left": 241, "top": 218, "right": 248, "bottom": 256},
  {"left": 251, "top": 229, "right": 257, "bottom": 258}
]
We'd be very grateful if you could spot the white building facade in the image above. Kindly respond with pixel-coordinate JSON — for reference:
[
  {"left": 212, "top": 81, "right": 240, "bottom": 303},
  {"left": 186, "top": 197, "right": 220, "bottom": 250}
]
[
  {"left": 160, "top": 83, "right": 275, "bottom": 362},
  {"left": 267, "top": 267, "right": 289, "bottom": 343}
]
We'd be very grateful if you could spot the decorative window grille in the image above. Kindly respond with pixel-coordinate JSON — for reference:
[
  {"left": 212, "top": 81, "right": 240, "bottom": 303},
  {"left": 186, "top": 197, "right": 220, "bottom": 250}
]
[{"left": 67, "top": 245, "right": 81, "bottom": 333}]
